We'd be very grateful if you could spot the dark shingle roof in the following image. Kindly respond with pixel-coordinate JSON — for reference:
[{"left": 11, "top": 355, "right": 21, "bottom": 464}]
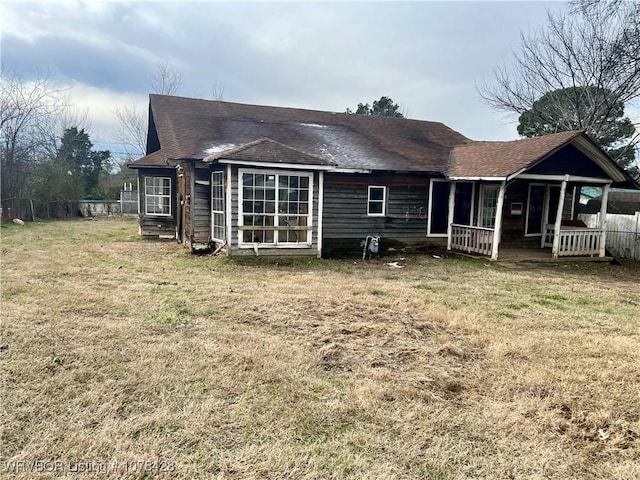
[
  {"left": 129, "top": 95, "right": 637, "bottom": 189},
  {"left": 448, "top": 131, "right": 583, "bottom": 177},
  {"left": 134, "top": 94, "right": 472, "bottom": 172},
  {"left": 128, "top": 149, "right": 168, "bottom": 168}
]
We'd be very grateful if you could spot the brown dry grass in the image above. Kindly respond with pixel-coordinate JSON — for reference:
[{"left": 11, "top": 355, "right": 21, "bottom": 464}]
[{"left": 1, "top": 218, "right": 639, "bottom": 479}]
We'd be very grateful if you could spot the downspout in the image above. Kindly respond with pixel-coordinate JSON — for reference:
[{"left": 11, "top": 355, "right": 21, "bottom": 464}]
[
  {"left": 317, "top": 171, "right": 324, "bottom": 258},
  {"left": 189, "top": 162, "right": 195, "bottom": 251}
]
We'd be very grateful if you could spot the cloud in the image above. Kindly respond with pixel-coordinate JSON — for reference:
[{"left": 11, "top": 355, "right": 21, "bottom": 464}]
[{"left": 1, "top": 0, "right": 566, "bottom": 147}]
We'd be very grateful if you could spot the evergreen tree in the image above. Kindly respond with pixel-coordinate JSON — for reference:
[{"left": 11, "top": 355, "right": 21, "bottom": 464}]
[
  {"left": 518, "top": 86, "right": 637, "bottom": 174},
  {"left": 346, "top": 96, "right": 404, "bottom": 118}
]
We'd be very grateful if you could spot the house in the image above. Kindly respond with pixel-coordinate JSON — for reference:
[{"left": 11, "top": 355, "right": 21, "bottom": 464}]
[{"left": 128, "top": 94, "right": 638, "bottom": 260}]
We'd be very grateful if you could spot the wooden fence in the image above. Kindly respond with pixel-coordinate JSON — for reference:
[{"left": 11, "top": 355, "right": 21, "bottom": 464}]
[{"left": 579, "top": 212, "right": 640, "bottom": 260}]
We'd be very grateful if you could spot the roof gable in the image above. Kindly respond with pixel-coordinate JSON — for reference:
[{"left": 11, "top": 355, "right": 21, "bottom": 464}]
[
  {"left": 204, "top": 138, "right": 336, "bottom": 166},
  {"left": 448, "top": 131, "right": 582, "bottom": 178},
  {"left": 526, "top": 143, "right": 608, "bottom": 177}
]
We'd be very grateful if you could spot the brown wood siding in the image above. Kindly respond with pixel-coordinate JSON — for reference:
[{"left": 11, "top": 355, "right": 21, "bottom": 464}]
[
  {"left": 228, "top": 166, "right": 319, "bottom": 257},
  {"left": 138, "top": 168, "right": 177, "bottom": 237},
  {"left": 192, "top": 167, "right": 211, "bottom": 245},
  {"left": 182, "top": 165, "right": 192, "bottom": 242},
  {"left": 323, "top": 172, "right": 430, "bottom": 239}
]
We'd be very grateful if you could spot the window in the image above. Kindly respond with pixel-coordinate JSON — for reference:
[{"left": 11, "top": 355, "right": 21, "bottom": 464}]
[
  {"left": 479, "top": 185, "right": 499, "bottom": 228},
  {"left": 367, "top": 186, "right": 386, "bottom": 216},
  {"left": 239, "top": 171, "right": 312, "bottom": 246},
  {"left": 211, "top": 171, "right": 225, "bottom": 241},
  {"left": 145, "top": 177, "right": 171, "bottom": 216}
]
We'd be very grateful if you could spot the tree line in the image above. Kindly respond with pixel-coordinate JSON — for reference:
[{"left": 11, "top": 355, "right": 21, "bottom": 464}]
[
  {"left": 0, "top": 62, "right": 184, "bottom": 222},
  {"left": 0, "top": 70, "right": 122, "bottom": 220}
]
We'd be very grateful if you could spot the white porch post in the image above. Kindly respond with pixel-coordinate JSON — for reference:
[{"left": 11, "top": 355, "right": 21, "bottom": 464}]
[
  {"left": 551, "top": 175, "right": 568, "bottom": 259},
  {"left": 598, "top": 183, "right": 610, "bottom": 257},
  {"left": 446, "top": 181, "right": 457, "bottom": 251},
  {"left": 490, "top": 180, "right": 506, "bottom": 261}
]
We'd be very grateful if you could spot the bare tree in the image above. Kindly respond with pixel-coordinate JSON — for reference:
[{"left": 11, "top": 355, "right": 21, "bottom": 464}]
[
  {"left": 1, "top": 69, "right": 68, "bottom": 210},
  {"left": 151, "top": 61, "right": 183, "bottom": 96},
  {"left": 113, "top": 105, "right": 147, "bottom": 161},
  {"left": 113, "top": 61, "right": 184, "bottom": 165},
  {"left": 211, "top": 80, "right": 225, "bottom": 101},
  {"left": 479, "top": 2, "right": 640, "bottom": 171}
]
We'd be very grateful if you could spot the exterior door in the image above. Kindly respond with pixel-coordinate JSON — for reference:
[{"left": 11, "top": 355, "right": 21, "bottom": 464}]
[
  {"left": 526, "top": 184, "right": 560, "bottom": 236},
  {"left": 479, "top": 185, "right": 500, "bottom": 228}
]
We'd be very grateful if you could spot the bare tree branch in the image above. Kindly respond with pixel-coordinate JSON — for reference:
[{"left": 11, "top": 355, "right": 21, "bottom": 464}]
[
  {"left": 151, "top": 61, "right": 183, "bottom": 95},
  {"left": 479, "top": 2, "right": 640, "bottom": 175},
  {"left": 211, "top": 80, "right": 225, "bottom": 101},
  {"left": 112, "top": 104, "right": 147, "bottom": 165},
  {"left": 1, "top": 69, "right": 69, "bottom": 204}
]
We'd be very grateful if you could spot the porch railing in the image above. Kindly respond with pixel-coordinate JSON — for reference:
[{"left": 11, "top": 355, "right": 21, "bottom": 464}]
[
  {"left": 544, "top": 226, "right": 603, "bottom": 256},
  {"left": 450, "top": 224, "right": 494, "bottom": 256}
]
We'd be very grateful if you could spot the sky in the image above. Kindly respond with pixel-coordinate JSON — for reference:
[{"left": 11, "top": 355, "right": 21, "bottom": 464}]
[{"left": 1, "top": 0, "right": 569, "bottom": 158}]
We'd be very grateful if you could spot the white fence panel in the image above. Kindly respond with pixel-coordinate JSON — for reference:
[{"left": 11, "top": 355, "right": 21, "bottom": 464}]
[
  {"left": 579, "top": 212, "right": 640, "bottom": 260},
  {"left": 450, "top": 224, "right": 494, "bottom": 256}
]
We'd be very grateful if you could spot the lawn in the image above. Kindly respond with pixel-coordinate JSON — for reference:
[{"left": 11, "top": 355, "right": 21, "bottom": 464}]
[{"left": 1, "top": 218, "right": 639, "bottom": 479}]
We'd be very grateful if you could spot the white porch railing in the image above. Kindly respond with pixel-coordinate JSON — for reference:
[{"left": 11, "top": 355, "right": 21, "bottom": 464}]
[
  {"left": 544, "top": 225, "right": 603, "bottom": 256},
  {"left": 450, "top": 224, "right": 494, "bottom": 256}
]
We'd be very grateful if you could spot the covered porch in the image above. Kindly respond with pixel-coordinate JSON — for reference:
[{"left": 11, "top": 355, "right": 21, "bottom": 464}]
[
  {"left": 445, "top": 175, "right": 611, "bottom": 261},
  {"left": 441, "top": 130, "right": 638, "bottom": 262}
]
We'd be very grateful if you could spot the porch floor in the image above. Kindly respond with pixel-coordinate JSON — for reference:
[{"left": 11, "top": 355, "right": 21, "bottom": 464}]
[{"left": 453, "top": 247, "right": 613, "bottom": 263}]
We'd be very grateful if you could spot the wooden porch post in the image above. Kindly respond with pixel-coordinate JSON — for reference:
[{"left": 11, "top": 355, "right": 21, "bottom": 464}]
[
  {"left": 551, "top": 175, "right": 568, "bottom": 259},
  {"left": 598, "top": 183, "right": 610, "bottom": 258},
  {"left": 490, "top": 180, "right": 506, "bottom": 260},
  {"left": 446, "top": 181, "right": 457, "bottom": 251}
]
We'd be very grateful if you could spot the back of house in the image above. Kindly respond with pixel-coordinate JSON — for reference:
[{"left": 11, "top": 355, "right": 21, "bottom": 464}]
[{"left": 128, "top": 94, "right": 637, "bottom": 260}]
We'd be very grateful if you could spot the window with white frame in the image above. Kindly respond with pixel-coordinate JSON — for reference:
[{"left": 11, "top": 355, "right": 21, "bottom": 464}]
[
  {"left": 367, "top": 186, "right": 386, "bottom": 216},
  {"left": 211, "top": 171, "right": 225, "bottom": 241},
  {"left": 145, "top": 176, "right": 171, "bottom": 216},
  {"left": 240, "top": 171, "right": 312, "bottom": 246}
]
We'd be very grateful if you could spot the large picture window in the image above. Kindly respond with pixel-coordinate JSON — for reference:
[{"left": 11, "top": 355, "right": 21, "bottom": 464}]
[
  {"left": 145, "top": 177, "right": 171, "bottom": 216},
  {"left": 211, "top": 171, "right": 225, "bottom": 241},
  {"left": 239, "top": 171, "right": 312, "bottom": 246}
]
